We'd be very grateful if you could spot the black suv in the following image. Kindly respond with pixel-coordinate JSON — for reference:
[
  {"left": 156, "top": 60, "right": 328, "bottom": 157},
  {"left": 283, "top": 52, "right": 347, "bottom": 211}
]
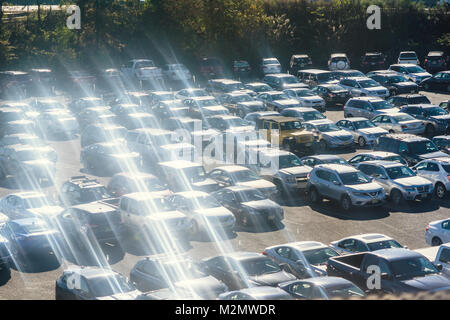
[
  {"left": 400, "top": 104, "right": 450, "bottom": 137},
  {"left": 423, "top": 51, "right": 448, "bottom": 73},
  {"left": 374, "top": 134, "right": 447, "bottom": 166},
  {"left": 0, "top": 71, "right": 31, "bottom": 99},
  {"left": 288, "top": 54, "right": 312, "bottom": 75},
  {"left": 368, "top": 73, "right": 418, "bottom": 95},
  {"left": 59, "top": 175, "right": 114, "bottom": 207},
  {"left": 360, "top": 52, "right": 386, "bottom": 72},
  {"left": 386, "top": 94, "right": 431, "bottom": 108}
]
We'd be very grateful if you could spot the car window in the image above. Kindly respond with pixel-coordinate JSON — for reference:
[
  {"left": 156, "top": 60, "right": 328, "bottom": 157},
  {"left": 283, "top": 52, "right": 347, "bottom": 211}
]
[
  {"left": 426, "top": 162, "right": 439, "bottom": 172},
  {"left": 315, "top": 169, "right": 330, "bottom": 181},
  {"left": 291, "top": 283, "right": 313, "bottom": 299},
  {"left": 439, "top": 248, "right": 450, "bottom": 264}
]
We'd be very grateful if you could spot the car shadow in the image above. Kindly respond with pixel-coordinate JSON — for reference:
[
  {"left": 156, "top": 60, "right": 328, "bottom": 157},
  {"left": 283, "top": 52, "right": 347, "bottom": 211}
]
[
  {"left": 384, "top": 199, "right": 441, "bottom": 214},
  {"left": 120, "top": 234, "right": 192, "bottom": 256},
  {"left": 10, "top": 252, "right": 61, "bottom": 273},
  {"left": 58, "top": 240, "right": 125, "bottom": 267},
  {"left": 0, "top": 267, "right": 11, "bottom": 286},
  {"left": 278, "top": 193, "right": 309, "bottom": 207},
  {"left": 308, "top": 200, "right": 391, "bottom": 221}
]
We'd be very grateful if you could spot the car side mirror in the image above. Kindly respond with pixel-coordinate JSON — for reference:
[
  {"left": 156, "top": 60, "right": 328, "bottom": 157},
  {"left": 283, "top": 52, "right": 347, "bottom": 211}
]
[
  {"left": 403, "top": 245, "right": 408, "bottom": 249},
  {"left": 278, "top": 263, "right": 289, "bottom": 272},
  {"left": 333, "top": 180, "right": 341, "bottom": 186},
  {"left": 435, "top": 264, "right": 443, "bottom": 272}
]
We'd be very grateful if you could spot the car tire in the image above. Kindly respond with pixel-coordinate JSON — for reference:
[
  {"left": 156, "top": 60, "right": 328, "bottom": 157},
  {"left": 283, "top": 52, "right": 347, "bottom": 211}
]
[
  {"left": 358, "top": 136, "right": 366, "bottom": 147},
  {"left": 425, "top": 124, "right": 435, "bottom": 138},
  {"left": 346, "top": 114, "right": 353, "bottom": 118},
  {"left": 390, "top": 189, "right": 404, "bottom": 206},
  {"left": 341, "top": 195, "right": 352, "bottom": 211},
  {"left": 432, "top": 237, "right": 443, "bottom": 246},
  {"left": 309, "top": 187, "right": 321, "bottom": 204},
  {"left": 435, "top": 182, "right": 447, "bottom": 200}
]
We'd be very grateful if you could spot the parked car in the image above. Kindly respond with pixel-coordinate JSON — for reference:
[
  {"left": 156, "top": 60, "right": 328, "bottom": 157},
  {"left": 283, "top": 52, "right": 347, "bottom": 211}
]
[
  {"left": 338, "top": 77, "right": 389, "bottom": 98},
  {"left": 299, "top": 155, "right": 349, "bottom": 167},
  {"left": 96, "top": 68, "right": 126, "bottom": 93},
  {"left": 357, "top": 160, "right": 434, "bottom": 205},
  {"left": 367, "top": 72, "right": 418, "bottom": 95},
  {"left": 281, "top": 107, "right": 326, "bottom": 122},
  {"left": 413, "top": 157, "right": 450, "bottom": 199},
  {"left": 327, "top": 248, "right": 450, "bottom": 294},
  {"left": 260, "top": 58, "right": 282, "bottom": 76},
  {"left": 328, "top": 53, "right": 350, "bottom": 71},
  {"left": 399, "top": 104, "right": 450, "bottom": 137},
  {"left": 388, "top": 64, "right": 431, "bottom": 84},
  {"left": 336, "top": 117, "right": 388, "bottom": 147},
  {"left": 330, "top": 234, "right": 405, "bottom": 255},
  {"left": 218, "top": 92, "right": 264, "bottom": 117},
  {"left": 243, "top": 111, "right": 280, "bottom": 127},
  {"left": 212, "top": 186, "right": 284, "bottom": 227},
  {"left": 423, "top": 51, "right": 448, "bottom": 73},
  {"left": 397, "top": 51, "right": 419, "bottom": 65},
  {"left": 59, "top": 176, "right": 113, "bottom": 207},
  {"left": 303, "top": 119, "right": 355, "bottom": 151},
  {"left": 116, "top": 112, "right": 159, "bottom": 130},
  {"left": 232, "top": 60, "right": 252, "bottom": 79},
  {"left": 77, "top": 106, "right": 117, "bottom": 130},
  {"left": 207, "top": 115, "right": 254, "bottom": 133},
  {"left": 80, "top": 123, "right": 127, "bottom": 148},
  {"left": 288, "top": 54, "right": 312, "bottom": 75},
  {"left": 306, "top": 164, "right": 386, "bottom": 211},
  {"left": 175, "top": 88, "right": 209, "bottom": 100},
  {"left": 68, "top": 96, "right": 105, "bottom": 115},
  {"left": 425, "top": 219, "right": 450, "bottom": 246},
  {"left": 120, "top": 59, "right": 163, "bottom": 85},
  {"left": 0, "top": 133, "right": 57, "bottom": 162},
  {"left": 283, "top": 88, "right": 325, "bottom": 112},
  {"left": 62, "top": 70, "right": 96, "bottom": 95},
  {"left": 331, "top": 69, "right": 365, "bottom": 80},
  {"left": 130, "top": 254, "right": 227, "bottom": 298},
  {"left": 264, "top": 241, "right": 340, "bottom": 278},
  {"left": 420, "top": 71, "right": 450, "bottom": 93},
  {"left": 243, "top": 82, "right": 273, "bottom": 94},
  {"left": 310, "top": 84, "right": 351, "bottom": 107},
  {"left": 344, "top": 96, "right": 399, "bottom": 120},
  {"left": 387, "top": 93, "right": 431, "bottom": 108},
  {"left": 198, "top": 57, "right": 224, "bottom": 79},
  {"left": 256, "top": 91, "right": 300, "bottom": 112},
  {"left": 263, "top": 74, "right": 307, "bottom": 91},
  {"left": 371, "top": 112, "right": 425, "bottom": 135},
  {"left": 36, "top": 109, "right": 79, "bottom": 138},
  {"left": 27, "top": 68, "right": 56, "bottom": 96},
  {"left": 432, "top": 135, "right": 450, "bottom": 154},
  {"left": 162, "top": 64, "right": 192, "bottom": 82},
  {"left": 107, "top": 172, "right": 171, "bottom": 198},
  {"left": 55, "top": 267, "right": 139, "bottom": 300},
  {"left": 0, "top": 71, "right": 31, "bottom": 99},
  {"left": 297, "top": 69, "right": 338, "bottom": 88},
  {"left": 280, "top": 277, "right": 366, "bottom": 300},
  {"left": 199, "top": 252, "right": 296, "bottom": 290},
  {"left": 219, "top": 286, "right": 293, "bottom": 300},
  {"left": 348, "top": 151, "right": 407, "bottom": 166},
  {"left": 439, "top": 99, "right": 449, "bottom": 112},
  {"left": 360, "top": 52, "right": 386, "bottom": 72},
  {"left": 415, "top": 243, "right": 450, "bottom": 277}
]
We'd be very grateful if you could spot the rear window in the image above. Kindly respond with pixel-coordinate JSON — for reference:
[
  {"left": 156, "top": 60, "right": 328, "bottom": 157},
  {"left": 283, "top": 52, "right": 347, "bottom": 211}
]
[
  {"left": 365, "top": 55, "right": 383, "bottom": 62},
  {"left": 408, "top": 96, "right": 431, "bottom": 104},
  {"left": 400, "top": 52, "right": 417, "bottom": 58},
  {"left": 442, "top": 164, "right": 450, "bottom": 174}
]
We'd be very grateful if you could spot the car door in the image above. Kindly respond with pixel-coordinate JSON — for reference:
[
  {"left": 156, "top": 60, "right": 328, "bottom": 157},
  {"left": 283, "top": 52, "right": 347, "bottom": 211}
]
[
  {"left": 314, "top": 169, "right": 332, "bottom": 198},
  {"left": 441, "top": 220, "right": 450, "bottom": 243},
  {"left": 138, "top": 260, "right": 167, "bottom": 291},
  {"left": 437, "top": 247, "right": 450, "bottom": 276},
  {"left": 326, "top": 172, "right": 343, "bottom": 201}
]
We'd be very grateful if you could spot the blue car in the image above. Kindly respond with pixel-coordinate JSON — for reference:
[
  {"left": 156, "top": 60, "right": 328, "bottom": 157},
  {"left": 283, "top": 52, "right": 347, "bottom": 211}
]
[{"left": 1, "top": 218, "right": 61, "bottom": 258}]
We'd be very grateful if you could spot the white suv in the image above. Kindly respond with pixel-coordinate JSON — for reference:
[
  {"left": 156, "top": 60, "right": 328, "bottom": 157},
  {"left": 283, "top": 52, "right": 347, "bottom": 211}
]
[
  {"left": 328, "top": 53, "right": 350, "bottom": 71},
  {"left": 413, "top": 157, "right": 450, "bottom": 199},
  {"left": 397, "top": 51, "right": 419, "bottom": 65}
]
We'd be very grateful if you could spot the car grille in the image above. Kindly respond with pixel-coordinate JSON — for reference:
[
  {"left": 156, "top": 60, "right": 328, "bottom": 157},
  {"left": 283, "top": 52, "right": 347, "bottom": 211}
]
[
  {"left": 296, "top": 176, "right": 308, "bottom": 183},
  {"left": 337, "top": 135, "right": 352, "bottom": 141},
  {"left": 417, "top": 185, "right": 430, "bottom": 193}
]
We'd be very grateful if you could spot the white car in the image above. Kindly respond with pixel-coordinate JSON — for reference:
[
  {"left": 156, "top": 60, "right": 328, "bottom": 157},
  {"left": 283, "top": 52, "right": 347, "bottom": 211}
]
[
  {"left": 413, "top": 157, "right": 450, "bottom": 199},
  {"left": 338, "top": 77, "right": 389, "bottom": 98},
  {"left": 336, "top": 117, "right": 388, "bottom": 147},
  {"left": 330, "top": 233, "right": 405, "bottom": 255},
  {"left": 162, "top": 64, "right": 193, "bottom": 82},
  {"left": 397, "top": 51, "right": 419, "bottom": 65},
  {"left": 328, "top": 53, "right": 350, "bottom": 71},
  {"left": 371, "top": 112, "right": 425, "bottom": 134},
  {"left": 388, "top": 64, "right": 432, "bottom": 84},
  {"left": 261, "top": 58, "right": 282, "bottom": 75},
  {"left": 415, "top": 243, "right": 450, "bottom": 277},
  {"left": 283, "top": 88, "right": 325, "bottom": 112},
  {"left": 425, "top": 219, "right": 450, "bottom": 246},
  {"left": 0, "top": 191, "right": 64, "bottom": 220}
]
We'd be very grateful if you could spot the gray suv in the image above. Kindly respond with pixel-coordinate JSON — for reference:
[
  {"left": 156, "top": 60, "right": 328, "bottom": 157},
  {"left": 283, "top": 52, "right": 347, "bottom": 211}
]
[
  {"left": 344, "top": 97, "right": 399, "bottom": 120},
  {"left": 306, "top": 164, "right": 386, "bottom": 211}
]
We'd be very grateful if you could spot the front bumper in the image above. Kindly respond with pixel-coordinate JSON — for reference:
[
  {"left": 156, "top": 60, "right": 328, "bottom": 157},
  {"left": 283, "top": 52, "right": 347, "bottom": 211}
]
[
  {"left": 401, "top": 187, "right": 434, "bottom": 200},
  {"left": 326, "top": 138, "right": 354, "bottom": 149},
  {"left": 349, "top": 193, "right": 386, "bottom": 207}
]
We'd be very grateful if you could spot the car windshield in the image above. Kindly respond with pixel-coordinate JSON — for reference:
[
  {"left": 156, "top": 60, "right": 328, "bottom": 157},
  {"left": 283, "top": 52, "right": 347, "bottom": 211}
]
[
  {"left": 23, "top": 195, "right": 52, "bottom": 208},
  {"left": 409, "top": 141, "right": 439, "bottom": 155},
  {"left": 316, "top": 123, "right": 341, "bottom": 132},
  {"left": 385, "top": 166, "right": 415, "bottom": 179},
  {"left": 278, "top": 154, "right": 303, "bottom": 169},
  {"left": 236, "top": 189, "right": 267, "bottom": 202},
  {"left": 89, "top": 274, "right": 135, "bottom": 297},
  {"left": 280, "top": 77, "right": 299, "bottom": 84},
  {"left": 21, "top": 221, "right": 49, "bottom": 233},
  {"left": 388, "top": 75, "right": 409, "bottom": 83},
  {"left": 372, "top": 101, "right": 394, "bottom": 110},
  {"left": 367, "top": 240, "right": 403, "bottom": 251},
  {"left": 263, "top": 59, "right": 279, "bottom": 65},
  {"left": 198, "top": 99, "right": 219, "bottom": 107},
  {"left": 135, "top": 60, "right": 155, "bottom": 68},
  {"left": 384, "top": 156, "right": 407, "bottom": 165},
  {"left": 390, "top": 257, "right": 439, "bottom": 281},
  {"left": 423, "top": 107, "right": 448, "bottom": 117},
  {"left": 324, "top": 158, "right": 348, "bottom": 165},
  {"left": 232, "top": 170, "right": 260, "bottom": 182},
  {"left": 405, "top": 66, "right": 425, "bottom": 73},
  {"left": 184, "top": 167, "right": 207, "bottom": 183},
  {"left": 187, "top": 195, "right": 221, "bottom": 210},
  {"left": 408, "top": 96, "right": 430, "bottom": 104},
  {"left": 280, "top": 121, "right": 302, "bottom": 130},
  {"left": 339, "top": 172, "right": 371, "bottom": 185},
  {"left": 233, "top": 95, "right": 253, "bottom": 102},
  {"left": 240, "top": 258, "right": 281, "bottom": 276},
  {"left": 353, "top": 120, "right": 376, "bottom": 129},
  {"left": 271, "top": 93, "right": 289, "bottom": 100},
  {"left": 141, "top": 197, "right": 174, "bottom": 213},
  {"left": 302, "top": 111, "right": 326, "bottom": 121},
  {"left": 325, "top": 285, "right": 366, "bottom": 298},
  {"left": 296, "top": 89, "right": 315, "bottom": 97},
  {"left": 250, "top": 84, "right": 272, "bottom": 92},
  {"left": 359, "top": 79, "right": 380, "bottom": 88},
  {"left": 328, "top": 85, "right": 346, "bottom": 91},
  {"left": 393, "top": 114, "right": 415, "bottom": 122},
  {"left": 317, "top": 73, "right": 334, "bottom": 81},
  {"left": 226, "top": 83, "right": 244, "bottom": 91},
  {"left": 81, "top": 187, "right": 112, "bottom": 202},
  {"left": 302, "top": 247, "right": 340, "bottom": 265}
]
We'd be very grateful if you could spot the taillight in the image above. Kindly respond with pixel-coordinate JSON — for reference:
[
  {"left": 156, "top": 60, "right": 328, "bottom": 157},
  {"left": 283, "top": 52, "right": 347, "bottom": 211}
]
[
  {"left": 262, "top": 251, "right": 267, "bottom": 255},
  {"left": 401, "top": 125, "right": 407, "bottom": 129},
  {"left": 447, "top": 175, "right": 450, "bottom": 181},
  {"left": 424, "top": 59, "right": 428, "bottom": 63},
  {"left": 425, "top": 226, "right": 430, "bottom": 232},
  {"left": 329, "top": 93, "right": 334, "bottom": 98},
  {"left": 307, "top": 173, "right": 310, "bottom": 179}
]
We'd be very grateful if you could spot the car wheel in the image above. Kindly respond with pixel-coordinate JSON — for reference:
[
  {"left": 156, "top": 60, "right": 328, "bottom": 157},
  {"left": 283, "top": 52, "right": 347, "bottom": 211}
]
[
  {"left": 341, "top": 195, "right": 352, "bottom": 211},
  {"left": 309, "top": 187, "right": 321, "bottom": 204},
  {"left": 241, "top": 215, "right": 249, "bottom": 227},
  {"left": 390, "top": 89, "right": 397, "bottom": 96},
  {"left": 425, "top": 124, "right": 435, "bottom": 138},
  {"left": 435, "top": 182, "right": 447, "bottom": 200},
  {"left": 390, "top": 189, "right": 403, "bottom": 206},
  {"left": 358, "top": 136, "right": 366, "bottom": 147},
  {"left": 432, "top": 237, "right": 443, "bottom": 246}
]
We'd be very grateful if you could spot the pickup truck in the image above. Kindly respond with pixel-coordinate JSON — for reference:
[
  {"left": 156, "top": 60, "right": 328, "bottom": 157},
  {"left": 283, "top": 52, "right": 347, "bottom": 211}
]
[
  {"left": 415, "top": 244, "right": 450, "bottom": 278},
  {"left": 327, "top": 248, "right": 450, "bottom": 294},
  {"left": 120, "top": 59, "right": 163, "bottom": 84}
]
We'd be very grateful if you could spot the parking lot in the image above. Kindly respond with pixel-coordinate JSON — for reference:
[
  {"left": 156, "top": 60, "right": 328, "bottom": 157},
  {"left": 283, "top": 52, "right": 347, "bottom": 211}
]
[{"left": 0, "top": 89, "right": 447, "bottom": 300}]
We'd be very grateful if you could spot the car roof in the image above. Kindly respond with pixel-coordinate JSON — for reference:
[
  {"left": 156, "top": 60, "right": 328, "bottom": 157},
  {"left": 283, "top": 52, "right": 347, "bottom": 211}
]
[
  {"left": 174, "top": 191, "right": 210, "bottom": 199},
  {"left": 283, "top": 107, "right": 318, "bottom": 113},
  {"left": 214, "top": 165, "right": 250, "bottom": 173},
  {"left": 223, "top": 185, "right": 259, "bottom": 193},
  {"left": 299, "top": 69, "right": 331, "bottom": 74},
  {"left": 342, "top": 233, "right": 393, "bottom": 243},
  {"left": 306, "top": 154, "right": 343, "bottom": 160},
  {"left": 360, "top": 160, "right": 405, "bottom": 168},
  {"left": 258, "top": 147, "right": 292, "bottom": 157},
  {"left": 395, "top": 94, "right": 426, "bottom": 98},
  {"left": 357, "top": 151, "right": 399, "bottom": 158},
  {"left": 122, "top": 192, "right": 166, "bottom": 202},
  {"left": 259, "top": 116, "right": 299, "bottom": 122},
  {"left": 342, "top": 117, "right": 369, "bottom": 122},
  {"left": 237, "top": 286, "right": 289, "bottom": 297},
  {"left": 296, "top": 276, "right": 354, "bottom": 287},
  {"left": 9, "top": 191, "right": 46, "bottom": 199},
  {"left": 428, "top": 157, "right": 450, "bottom": 163},
  {"left": 113, "top": 172, "right": 156, "bottom": 180},
  {"left": 349, "top": 96, "right": 384, "bottom": 102},
  {"left": 72, "top": 202, "right": 117, "bottom": 213},
  {"left": 267, "top": 73, "right": 295, "bottom": 78},
  {"left": 304, "top": 119, "right": 333, "bottom": 125},
  {"left": 67, "top": 176, "right": 103, "bottom": 188},
  {"left": 381, "top": 133, "right": 429, "bottom": 142},
  {"left": 12, "top": 217, "right": 45, "bottom": 226},
  {"left": 292, "top": 54, "right": 309, "bottom": 58},
  {"left": 315, "top": 164, "right": 356, "bottom": 173},
  {"left": 372, "top": 248, "right": 422, "bottom": 261},
  {"left": 66, "top": 266, "right": 117, "bottom": 279},
  {"left": 404, "top": 104, "right": 440, "bottom": 109},
  {"left": 427, "top": 51, "right": 444, "bottom": 56},
  {"left": 285, "top": 241, "right": 328, "bottom": 251},
  {"left": 158, "top": 160, "right": 203, "bottom": 169},
  {"left": 330, "top": 53, "right": 347, "bottom": 57}
]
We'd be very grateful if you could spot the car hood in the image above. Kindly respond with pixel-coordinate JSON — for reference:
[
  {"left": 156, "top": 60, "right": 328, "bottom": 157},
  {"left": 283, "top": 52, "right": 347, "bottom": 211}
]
[
  {"left": 395, "top": 81, "right": 417, "bottom": 87},
  {"left": 238, "top": 179, "right": 276, "bottom": 190},
  {"left": 249, "top": 271, "right": 296, "bottom": 287},
  {"left": 366, "top": 86, "right": 387, "bottom": 92},
  {"left": 279, "top": 166, "right": 312, "bottom": 176},
  {"left": 146, "top": 210, "right": 186, "bottom": 222},
  {"left": 412, "top": 72, "right": 431, "bottom": 78},
  {"left": 301, "top": 96, "right": 324, "bottom": 102},
  {"left": 323, "top": 131, "right": 353, "bottom": 139},
  {"left": 401, "top": 275, "right": 450, "bottom": 292},
  {"left": 430, "top": 115, "right": 450, "bottom": 121},
  {"left": 27, "top": 205, "right": 65, "bottom": 217},
  {"left": 274, "top": 99, "right": 300, "bottom": 106},
  {"left": 376, "top": 108, "right": 399, "bottom": 114},
  {"left": 395, "top": 176, "right": 433, "bottom": 187},
  {"left": 175, "top": 276, "right": 226, "bottom": 299},
  {"left": 419, "top": 151, "right": 448, "bottom": 159},
  {"left": 242, "top": 199, "right": 280, "bottom": 211},
  {"left": 239, "top": 101, "right": 264, "bottom": 108},
  {"left": 96, "top": 290, "right": 141, "bottom": 300},
  {"left": 194, "top": 207, "right": 233, "bottom": 218},
  {"left": 346, "top": 182, "right": 383, "bottom": 192},
  {"left": 358, "top": 127, "right": 388, "bottom": 135}
]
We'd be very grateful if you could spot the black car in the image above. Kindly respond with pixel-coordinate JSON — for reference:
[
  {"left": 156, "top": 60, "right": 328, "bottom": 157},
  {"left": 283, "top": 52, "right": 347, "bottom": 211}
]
[
  {"left": 59, "top": 176, "right": 114, "bottom": 207},
  {"left": 288, "top": 54, "right": 312, "bottom": 75},
  {"left": 212, "top": 186, "right": 284, "bottom": 227},
  {"left": 68, "top": 96, "right": 105, "bottom": 115},
  {"left": 27, "top": 68, "right": 56, "bottom": 96},
  {"left": 432, "top": 136, "right": 450, "bottom": 154},
  {"left": 233, "top": 60, "right": 252, "bottom": 79},
  {"left": 310, "top": 84, "right": 350, "bottom": 107},
  {"left": 199, "top": 252, "right": 296, "bottom": 290},
  {"left": 360, "top": 52, "right": 386, "bottom": 72},
  {"left": 56, "top": 202, "right": 125, "bottom": 248},
  {"left": 374, "top": 134, "right": 447, "bottom": 166},
  {"left": 423, "top": 51, "right": 448, "bottom": 73},
  {"left": 386, "top": 94, "right": 431, "bottom": 108},
  {"left": 0, "top": 71, "right": 31, "bottom": 99},
  {"left": 198, "top": 57, "right": 224, "bottom": 80},
  {"left": 130, "top": 255, "right": 228, "bottom": 299},
  {"left": 367, "top": 73, "right": 418, "bottom": 95},
  {"left": 80, "top": 123, "right": 127, "bottom": 148},
  {"left": 421, "top": 71, "right": 450, "bottom": 93},
  {"left": 77, "top": 106, "right": 118, "bottom": 131},
  {"left": 80, "top": 141, "right": 141, "bottom": 175},
  {"left": 400, "top": 104, "right": 450, "bottom": 137},
  {"left": 55, "top": 267, "right": 139, "bottom": 300}
]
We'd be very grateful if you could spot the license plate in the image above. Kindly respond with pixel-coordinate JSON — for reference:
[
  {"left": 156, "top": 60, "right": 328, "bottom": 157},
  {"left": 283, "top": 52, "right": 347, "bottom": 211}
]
[
  {"left": 432, "top": 61, "right": 437, "bottom": 65},
  {"left": 371, "top": 199, "right": 379, "bottom": 204},
  {"left": 421, "top": 194, "right": 428, "bottom": 198},
  {"left": 305, "top": 143, "right": 312, "bottom": 147}
]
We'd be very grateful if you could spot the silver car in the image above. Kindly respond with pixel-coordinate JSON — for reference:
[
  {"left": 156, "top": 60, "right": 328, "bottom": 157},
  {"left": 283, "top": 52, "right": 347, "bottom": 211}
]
[
  {"left": 336, "top": 117, "right": 388, "bottom": 147},
  {"left": 425, "top": 218, "right": 450, "bottom": 246},
  {"left": 280, "top": 107, "right": 326, "bottom": 123},
  {"left": 303, "top": 119, "right": 354, "bottom": 150},
  {"left": 344, "top": 96, "right": 399, "bottom": 120},
  {"left": 371, "top": 112, "right": 425, "bottom": 134},
  {"left": 413, "top": 157, "right": 450, "bottom": 199},
  {"left": 306, "top": 164, "right": 386, "bottom": 211},
  {"left": 357, "top": 160, "right": 434, "bottom": 205},
  {"left": 338, "top": 77, "right": 389, "bottom": 98},
  {"left": 283, "top": 88, "right": 325, "bottom": 112},
  {"left": 330, "top": 233, "right": 405, "bottom": 255}
]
